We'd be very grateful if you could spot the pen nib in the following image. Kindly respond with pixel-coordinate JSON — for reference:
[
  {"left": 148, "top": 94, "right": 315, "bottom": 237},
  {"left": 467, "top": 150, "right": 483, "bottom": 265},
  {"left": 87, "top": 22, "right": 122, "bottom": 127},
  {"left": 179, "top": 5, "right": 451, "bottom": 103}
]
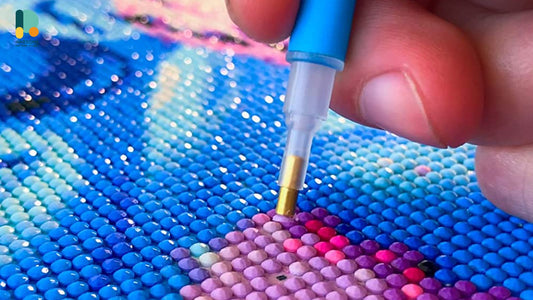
[{"left": 276, "top": 186, "right": 298, "bottom": 216}]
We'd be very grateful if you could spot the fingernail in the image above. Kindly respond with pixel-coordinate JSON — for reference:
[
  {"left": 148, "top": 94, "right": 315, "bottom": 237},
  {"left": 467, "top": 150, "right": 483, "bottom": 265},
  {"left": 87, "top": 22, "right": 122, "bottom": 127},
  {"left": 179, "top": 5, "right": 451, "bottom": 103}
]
[{"left": 359, "top": 71, "right": 444, "bottom": 147}]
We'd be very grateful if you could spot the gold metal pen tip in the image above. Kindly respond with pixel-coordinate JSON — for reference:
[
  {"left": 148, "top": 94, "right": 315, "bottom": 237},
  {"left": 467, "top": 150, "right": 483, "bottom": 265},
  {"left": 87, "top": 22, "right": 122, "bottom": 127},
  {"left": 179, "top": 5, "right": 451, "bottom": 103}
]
[
  {"left": 277, "top": 155, "right": 305, "bottom": 216},
  {"left": 276, "top": 186, "right": 298, "bottom": 216}
]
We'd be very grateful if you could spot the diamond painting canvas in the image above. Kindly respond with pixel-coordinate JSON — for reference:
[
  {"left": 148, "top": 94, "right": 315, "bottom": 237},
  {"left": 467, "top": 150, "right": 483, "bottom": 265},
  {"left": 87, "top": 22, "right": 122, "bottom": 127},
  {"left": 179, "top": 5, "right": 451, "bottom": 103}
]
[{"left": 0, "top": 1, "right": 532, "bottom": 300}]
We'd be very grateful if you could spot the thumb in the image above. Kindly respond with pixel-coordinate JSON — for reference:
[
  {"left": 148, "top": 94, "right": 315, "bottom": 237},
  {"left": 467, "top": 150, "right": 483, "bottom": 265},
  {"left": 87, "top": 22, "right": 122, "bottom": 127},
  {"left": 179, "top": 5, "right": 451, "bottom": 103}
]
[{"left": 331, "top": 0, "right": 483, "bottom": 147}]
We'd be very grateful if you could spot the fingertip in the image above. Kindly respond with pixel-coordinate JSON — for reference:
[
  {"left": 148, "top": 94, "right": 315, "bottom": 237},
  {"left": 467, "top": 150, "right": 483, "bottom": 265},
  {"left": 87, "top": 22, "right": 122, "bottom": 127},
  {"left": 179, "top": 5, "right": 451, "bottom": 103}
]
[
  {"left": 330, "top": 0, "right": 484, "bottom": 147},
  {"left": 476, "top": 144, "right": 533, "bottom": 222},
  {"left": 226, "top": 0, "right": 300, "bottom": 43}
]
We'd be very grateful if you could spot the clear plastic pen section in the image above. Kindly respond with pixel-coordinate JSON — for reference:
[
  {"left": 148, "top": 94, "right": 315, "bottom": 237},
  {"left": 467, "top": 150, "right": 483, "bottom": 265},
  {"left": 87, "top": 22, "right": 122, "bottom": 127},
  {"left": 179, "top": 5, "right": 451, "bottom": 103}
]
[{"left": 276, "top": 61, "right": 336, "bottom": 215}]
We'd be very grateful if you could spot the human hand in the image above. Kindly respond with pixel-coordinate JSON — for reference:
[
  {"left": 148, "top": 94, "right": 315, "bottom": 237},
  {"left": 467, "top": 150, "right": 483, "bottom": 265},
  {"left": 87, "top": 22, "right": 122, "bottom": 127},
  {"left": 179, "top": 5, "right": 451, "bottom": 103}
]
[{"left": 226, "top": 0, "right": 533, "bottom": 221}]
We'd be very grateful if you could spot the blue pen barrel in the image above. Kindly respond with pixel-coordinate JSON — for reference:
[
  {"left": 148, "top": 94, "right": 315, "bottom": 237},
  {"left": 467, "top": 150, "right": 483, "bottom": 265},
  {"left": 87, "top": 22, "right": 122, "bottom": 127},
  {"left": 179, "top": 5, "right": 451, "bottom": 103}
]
[
  {"left": 276, "top": 0, "right": 356, "bottom": 216},
  {"left": 287, "top": 0, "right": 356, "bottom": 70}
]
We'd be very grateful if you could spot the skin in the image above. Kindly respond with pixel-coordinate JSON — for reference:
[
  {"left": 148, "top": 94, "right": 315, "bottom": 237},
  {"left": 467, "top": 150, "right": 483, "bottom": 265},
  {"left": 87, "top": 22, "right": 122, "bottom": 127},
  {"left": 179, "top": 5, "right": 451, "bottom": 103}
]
[{"left": 226, "top": 0, "right": 533, "bottom": 221}]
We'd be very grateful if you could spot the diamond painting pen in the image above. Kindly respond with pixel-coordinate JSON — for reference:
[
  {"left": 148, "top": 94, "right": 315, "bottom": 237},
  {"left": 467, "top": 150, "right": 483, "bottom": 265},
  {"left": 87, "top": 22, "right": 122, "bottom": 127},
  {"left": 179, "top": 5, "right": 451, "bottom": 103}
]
[{"left": 276, "top": 0, "right": 356, "bottom": 216}]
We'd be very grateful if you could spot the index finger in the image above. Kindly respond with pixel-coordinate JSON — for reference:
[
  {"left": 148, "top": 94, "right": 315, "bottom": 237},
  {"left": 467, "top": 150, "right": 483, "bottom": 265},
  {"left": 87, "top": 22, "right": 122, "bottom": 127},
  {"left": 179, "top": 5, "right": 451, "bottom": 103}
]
[{"left": 225, "top": 0, "right": 300, "bottom": 43}]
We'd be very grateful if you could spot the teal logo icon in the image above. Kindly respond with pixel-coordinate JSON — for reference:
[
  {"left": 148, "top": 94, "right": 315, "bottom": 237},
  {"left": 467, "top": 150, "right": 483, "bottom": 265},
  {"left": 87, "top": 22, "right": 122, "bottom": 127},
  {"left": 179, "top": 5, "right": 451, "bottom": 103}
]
[{"left": 15, "top": 9, "right": 39, "bottom": 39}]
